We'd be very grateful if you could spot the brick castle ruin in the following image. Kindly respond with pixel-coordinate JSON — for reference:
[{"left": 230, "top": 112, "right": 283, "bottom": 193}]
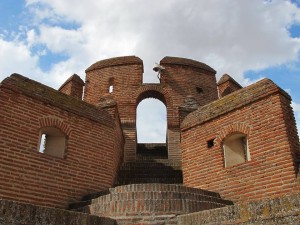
[{"left": 0, "top": 56, "right": 299, "bottom": 224}]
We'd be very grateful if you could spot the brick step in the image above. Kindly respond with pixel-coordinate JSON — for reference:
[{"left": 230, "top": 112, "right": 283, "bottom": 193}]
[
  {"left": 115, "top": 177, "right": 183, "bottom": 185},
  {"left": 121, "top": 161, "right": 182, "bottom": 169},
  {"left": 82, "top": 191, "right": 232, "bottom": 206},
  {"left": 110, "top": 184, "right": 221, "bottom": 198},
  {"left": 69, "top": 184, "right": 232, "bottom": 212},
  {"left": 136, "top": 143, "right": 168, "bottom": 159},
  {"left": 117, "top": 170, "right": 182, "bottom": 177},
  {"left": 136, "top": 155, "right": 168, "bottom": 160},
  {"left": 116, "top": 159, "right": 183, "bottom": 185},
  {"left": 130, "top": 159, "right": 181, "bottom": 164},
  {"left": 80, "top": 199, "right": 228, "bottom": 217},
  {"left": 119, "top": 165, "right": 181, "bottom": 173}
]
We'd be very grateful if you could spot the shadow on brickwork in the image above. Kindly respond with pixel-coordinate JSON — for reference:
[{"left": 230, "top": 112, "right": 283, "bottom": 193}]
[
  {"left": 115, "top": 158, "right": 183, "bottom": 185},
  {"left": 136, "top": 143, "right": 168, "bottom": 159},
  {"left": 68, "top": 145, "right": 183, "bottom": 210},
  {"left": 115, "top": 143, "right": 182, "bottom": 185}
]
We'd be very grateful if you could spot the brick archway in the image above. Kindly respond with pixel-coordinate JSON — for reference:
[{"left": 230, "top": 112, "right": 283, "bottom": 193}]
[
  {"left": 134, "top": 84, "right": 180, "bottom": 159},
  {"left": 137, "top": 89, "right": 166, "bottom": 106},
  {"left": 38, "top": 116, "right": 72, "bottom": 136},
  {"left": 136, "top": 90, "right": 167, "bottom": 141},
  {"left": 135, "top": 84, "right": 176, "bottom": 126},
  {"left": 135, "top": 84, "right": 172, "bottom": 106}
]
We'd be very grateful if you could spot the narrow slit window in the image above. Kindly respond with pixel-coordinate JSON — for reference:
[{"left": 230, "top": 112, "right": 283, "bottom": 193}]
[
  {"left": 39, "top": 134, "right": 46, "bottom": 153},
  {"left": 108, "top": 78, "right": 114, "bottom": 93},
  {"left": 109, "top": 85, "right": 113, "bottom": 93}
]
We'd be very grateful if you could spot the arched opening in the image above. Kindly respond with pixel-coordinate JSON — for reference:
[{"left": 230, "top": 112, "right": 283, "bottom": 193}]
[
  {"left": 136, "top": 98, "right": 167, "bottom": 159},
  {"left": 38, "top": 127, "right": 67, "bottom": 158},
  {"left": 223, "top": 133, "right": 250, "bottom": 167}
]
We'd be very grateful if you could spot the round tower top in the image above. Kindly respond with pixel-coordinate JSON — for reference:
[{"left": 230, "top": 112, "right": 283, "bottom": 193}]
[
  {"left": 160, "top": 56, "right": 216, "bottom": 73},
  {"left": 86, "top": 56, "right": 143, "bottom": 72}
]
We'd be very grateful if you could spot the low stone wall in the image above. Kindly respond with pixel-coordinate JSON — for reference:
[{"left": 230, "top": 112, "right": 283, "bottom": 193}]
[
  {"left": 177, "top": 194, "right": 300, "bottom": 225},
  {"left": 0, "top": 199, "right": 116, "bottom": 225},
  {"left": 2, "top": 194, "right": 300, "bottom": 225}
]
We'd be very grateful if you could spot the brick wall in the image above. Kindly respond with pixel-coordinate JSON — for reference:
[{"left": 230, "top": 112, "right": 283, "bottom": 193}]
[
  {"left": 0, "top": 74, "right": 124, "bottom": 208},
  {"left": 181, "top": 78, "right": 300, "bottom": 203},
  {"left": 160, "top": 56, "right": 218, "bottom": 108},
  {"left": 217, "top": 73, "right": 242, "bottom": 97},
  {"left": 58, "top": 74, "right": 84, "bottom": 99},
  {"left": 84, "top": 56, "right": 219, "bottom": 162}
]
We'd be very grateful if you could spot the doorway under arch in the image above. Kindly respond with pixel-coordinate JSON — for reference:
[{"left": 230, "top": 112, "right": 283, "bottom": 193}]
[{"left": 136, "top": 98, "right": 167, "bottom": 159}]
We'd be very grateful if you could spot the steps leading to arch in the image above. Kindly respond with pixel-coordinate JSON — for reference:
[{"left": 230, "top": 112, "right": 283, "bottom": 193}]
[
  {"left": 115, "top": 159, "right": 183, "bottom": 185},
  {"left": 70, "top": 183, "right": 233, "bottom": 224},
  {"left": 136, "top": 143, "right": 168, "bottom": 159}
]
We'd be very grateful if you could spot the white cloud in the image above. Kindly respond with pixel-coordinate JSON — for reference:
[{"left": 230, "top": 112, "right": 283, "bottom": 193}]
[
  {"left": 26, "top": 29, "right": 37, "bottom": 47},
  {"left": 0, "top": 38, "right": 42, "bottom": 80},
  {"left": 2, "top": 0, "right": 300, "bottom": 141},
  {"left": 22, "top": 0, "right": 300, "bottom": 84},
  {"left": 137, "top": 99, "right": 167, "bottom": 143},
  {"left": 38, "top": 25, "right": 85, "bottom": 54}
]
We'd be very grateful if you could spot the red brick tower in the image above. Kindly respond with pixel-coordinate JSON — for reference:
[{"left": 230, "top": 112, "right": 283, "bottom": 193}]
[{"left": 84, "top": 56, "right": 218, "bottom": 162}]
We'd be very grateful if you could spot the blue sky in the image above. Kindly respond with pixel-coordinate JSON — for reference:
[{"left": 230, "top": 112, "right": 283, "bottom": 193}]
[{"left": 0, "top": 0, "right": 300, "bottom": 142}]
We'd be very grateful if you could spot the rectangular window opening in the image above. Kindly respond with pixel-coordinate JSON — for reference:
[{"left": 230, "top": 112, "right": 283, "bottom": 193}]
[
  {"left": 39, "top": 134, "right": 46, "bottom": 153},
  {"left": 207, "top": 138, "right": 215, "bottom": 148}
]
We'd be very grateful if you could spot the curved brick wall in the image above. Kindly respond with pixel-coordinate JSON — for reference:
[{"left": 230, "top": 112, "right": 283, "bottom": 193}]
[
  {"left": 84, "top": 56, "right": 219, "bottom": 162},
  {"left": 74, "top": 184, "right": 232, "bottom": 224},
  {"left": 0, "top": 74, "right": 124, "bottom": 208},
  {"left": 160, "top": 56, "right": 216, "bottom": 73},
  {"left": 85, "top": 56, "right": 143, "bottom": 72},
  {"left": 160, "top": 56, "right": 218, "bottom": 108}
]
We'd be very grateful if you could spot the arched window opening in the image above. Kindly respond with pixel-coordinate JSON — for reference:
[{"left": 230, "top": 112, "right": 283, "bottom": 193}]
[
  {"left": 136, "top": 98, "right": 167, "bottom": 143},
  {"left": 223, "top": 133, "right": 249, "bottom": 167},
  {"left": 38, "top": 127, "right": 67, "bottom": 158},
  {"left": 136, "top": 98, "right": 167, "bottom": 159},
  {"left": 108, "top": 78, "right": 114, "bottom": 93}
]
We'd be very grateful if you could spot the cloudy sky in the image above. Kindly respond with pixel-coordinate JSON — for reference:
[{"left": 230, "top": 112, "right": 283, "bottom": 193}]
[{"left": 1, "top": 0, "right": 300, "bottom": 142}]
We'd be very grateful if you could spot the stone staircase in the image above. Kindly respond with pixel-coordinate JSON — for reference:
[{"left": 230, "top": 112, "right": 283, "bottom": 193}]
[
  {"left": 116, "top": 143, "right": 182, "bottom": 185},
  {"left": 115, "top": 159, "right": 183, "bottom": 185},
  {"left": 136, "top": 143, "right": 168, "bottom": 159},
  {"left": 70, "top": 183, "right": 233, "bottom": 225},
  {"left": 68, "top": 143, "right": 233, "bottom": 224}
]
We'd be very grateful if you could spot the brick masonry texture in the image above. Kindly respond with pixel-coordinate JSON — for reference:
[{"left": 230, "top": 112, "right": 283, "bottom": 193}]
[
  {"left": 181, "top": 78, "right": 300, "bottom": 203},
  {"left": 160, "top": 56, "right": 216, "bottom": 73},
  {"left": 182, "top": 78, "right": 290, "bottom": 129},
  {"left": 72, "top": 183, "right": 233, "bottom": 224},
  {"left": 58, "top": 74, "right": 85, "bottom": 99},
  {"left": 217, "top": 73, "right": 242, "bottom": 97},
  {"left": 2, "top": 74, "right": 114, "bottom": 126},
  {"left": 85, "top": 56, "right": 143, "bottom": 72},
  {"left": 84, "top": 56, "right": 219, "bottom": 162},
  {"left": 177, "top": 193, "right": 300, "bottom": 225},
  {"left": 0, "top": 74, "right": 124, "bottom": 208},
  {"left": 0, "top": 199, "right": 116, "bottom": 225},
  {"left": 0, "top": 55, "right": 300, "bottom": 224}
]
